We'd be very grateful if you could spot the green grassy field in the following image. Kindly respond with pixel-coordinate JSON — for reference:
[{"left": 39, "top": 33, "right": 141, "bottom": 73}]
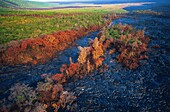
[
  {"left": 0, "top": 7, "right": 127, "bottom": 44},
  {"left": 0, "top": 9, "right": 102, "bottom": 44},
  {"left": 0, "top": 0, "right": 128, "bottom": 44}
]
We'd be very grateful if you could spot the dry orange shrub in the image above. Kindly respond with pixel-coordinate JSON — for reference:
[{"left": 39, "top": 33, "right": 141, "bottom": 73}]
[
  {"left": 52, "top": 36, "right": 106, "bottom": 83},
  {"left": 92, "top": 38, "right": 104, "bottom": 59},
  {"left": 78, "top": 46, "right": 91, "bottom": 64},
  {"left": 52, "top": 74, "right": 64, "bottom": 82}
]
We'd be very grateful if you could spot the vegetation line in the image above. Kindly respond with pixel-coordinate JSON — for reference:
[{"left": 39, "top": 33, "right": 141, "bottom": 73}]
[{"left": 0, "top": 9, "right": 122, "bottom": 66}]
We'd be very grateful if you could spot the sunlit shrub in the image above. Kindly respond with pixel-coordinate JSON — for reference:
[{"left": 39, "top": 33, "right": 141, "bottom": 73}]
[
  {"left": 97, "top": 24, "right": 150, "bottom": 69},
  {"left": 78, "top": 46, "right": 91, "bottom": 64}
]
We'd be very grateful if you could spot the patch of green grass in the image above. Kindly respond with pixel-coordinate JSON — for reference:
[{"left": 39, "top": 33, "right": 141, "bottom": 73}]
[
  {"left": 0, "top": 8, "right": 108, "bottom": 44},
  {"left": 109, "top": 28, "right": 120, "bottom": 39}
]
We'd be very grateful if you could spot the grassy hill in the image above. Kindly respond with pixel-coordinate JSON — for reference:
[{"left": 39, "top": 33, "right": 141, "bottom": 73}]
[{"left": 0, "top": 0, "right": 58, "bottom": 8}]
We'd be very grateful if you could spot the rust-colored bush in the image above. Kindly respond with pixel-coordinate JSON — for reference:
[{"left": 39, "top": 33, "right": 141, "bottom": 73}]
[
  {"left": 103, "top": 39, "right": 111, "bottom": 51},
  {"left": 0, "top": 24, "right": 102, "bottom": 66},
  {"left": 94, "top": 58, "right": 104, "bottom": 69},
  {"left": 52, "top": 74, "right": 64, "bottom": 82},
  {"left": 67, "top": 62, "right": 81, "bottom": 77},
  {"left": 97, "top": 24, "right": 150, "bottom": 69}
]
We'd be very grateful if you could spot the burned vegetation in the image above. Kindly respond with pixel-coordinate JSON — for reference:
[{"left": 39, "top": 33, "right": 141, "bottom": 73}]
[{"left": 0, "top": 22, "right": 150, "bottom": 111}]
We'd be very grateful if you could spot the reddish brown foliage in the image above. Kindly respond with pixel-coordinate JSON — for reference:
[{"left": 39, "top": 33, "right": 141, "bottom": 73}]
[
  {"left": 115, "top": 35, "right": 150, "bottom": 69},
  {"left": 33, "top": 77, "right": 75, "bottom": 111},
  {"left": 97, "top": 24, "right": 150, "bottom": 69},
  {"left": 60, "top": 62, "right": 84, "bottom": 79},
  {"left": 0, "top": 24, "right": 102, "bottom": 66},
  {"left": 37, "top": 79, "right": 64, "bottom": 105},
  {"left": 94, "top": 58, "right": 104, "bottom": 69},
  {"left": 103, "top": 39, "right": 111, "bottom": 51},
  {"left": 52, "top": 74, "right": 64, "bottom": 82},
  {"left": 67, "top": 62, "right": 81, "bottom": 77}
]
